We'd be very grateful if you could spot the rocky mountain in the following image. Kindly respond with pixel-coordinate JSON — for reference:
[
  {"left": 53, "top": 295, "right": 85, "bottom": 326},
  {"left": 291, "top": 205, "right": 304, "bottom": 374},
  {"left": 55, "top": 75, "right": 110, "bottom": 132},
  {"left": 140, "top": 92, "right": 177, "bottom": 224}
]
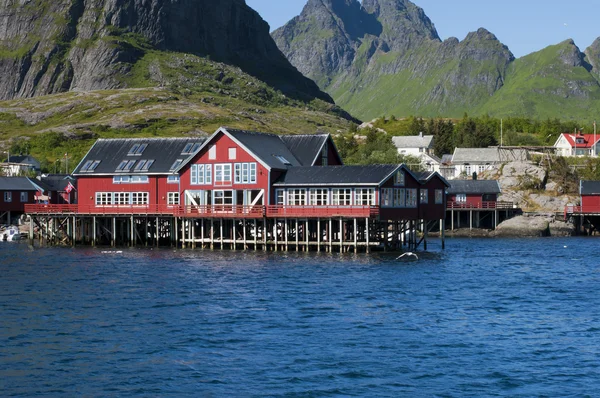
[
  {"left": 273, "top": 0, "right": 600, "bottom": 121},
  {"left": 0, "top": 0, "right": 331, "bottom": 103}
]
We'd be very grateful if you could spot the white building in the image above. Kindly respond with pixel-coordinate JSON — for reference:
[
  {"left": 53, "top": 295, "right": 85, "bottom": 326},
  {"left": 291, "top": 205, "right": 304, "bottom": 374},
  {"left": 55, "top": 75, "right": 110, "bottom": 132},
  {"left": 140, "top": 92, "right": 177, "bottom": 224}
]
[
  {"left": 392, "top": 133, "right": 440, "bottom": 172},
  {"left": 447, "top": 147, "right": 529, "bottom": 179},
  {"left": 554, "top": 132, "right": 600, "bottom": 157}
]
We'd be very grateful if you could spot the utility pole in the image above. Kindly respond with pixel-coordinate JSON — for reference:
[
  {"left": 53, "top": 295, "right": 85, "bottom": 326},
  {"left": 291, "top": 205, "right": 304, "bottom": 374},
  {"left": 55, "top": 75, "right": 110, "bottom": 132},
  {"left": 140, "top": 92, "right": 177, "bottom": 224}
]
[
  {"left": 594, "top": 121, "right": 597, "bottom": 157},
  {"left": 500, "top": 119, "right": 503, "bottom": 147}
]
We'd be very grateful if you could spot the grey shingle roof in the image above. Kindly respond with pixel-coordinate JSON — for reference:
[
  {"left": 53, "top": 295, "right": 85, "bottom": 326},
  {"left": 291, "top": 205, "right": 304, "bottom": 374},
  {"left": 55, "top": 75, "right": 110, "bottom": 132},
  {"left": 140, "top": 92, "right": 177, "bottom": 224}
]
[
  {"left": 580, "top": 181, "right": 600, "bottom": 195},
  {"left": 37, "top": 175, "right": 76, "bottom": 191},
  {"left": 226, "top": 129, "right": 302, "bottom": 169},
  {"left": 447, "top": 180, "right": 501, "bottom": 195},
  {"left": 392, "top": 135, "right": 434, "bottom": 149},
  {"left": 273, "top": 165, "right": 399, "bottom": 187},
  {"left": 6, "top": 155, "right": 40, "bottom": 167},
  {"left": 73, "top": 137, "right": 206, "bottom": 176},
  {"left": 280, "top": 134, "right": 328, "bottom": 166},
  {"left": 0, "top": 176, "right": 39, "bottom": 191},
  {"left": 452, "top": 148, "right": 500, "bottom": 163}
]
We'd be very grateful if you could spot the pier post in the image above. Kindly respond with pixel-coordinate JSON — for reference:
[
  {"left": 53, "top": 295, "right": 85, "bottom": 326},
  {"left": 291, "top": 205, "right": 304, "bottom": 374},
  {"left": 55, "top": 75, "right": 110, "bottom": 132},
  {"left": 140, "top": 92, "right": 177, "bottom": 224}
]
[
  {"left": 111, "top": 217, "right": 116, "bottom": 247},
  {"left": 317, "top": 219, "right": 321, "bottom": 252},
  {"left": 441, "top": 218, "right": 446, "bottom": 250},
  {"left": 29, "top": 216, "right": 34, "bottom": 244},
  {"left": 305, "top": 220, "right": 309, "bottom": 252},
  {"left": 274, "top": 219, "right": 278, "bottom": 252},
  {"left": 220, "top": 219, "right": 224, "bottom": 250},
  {"left": 254, "top": 219, "right": 258, "bottom": 251},
  {"left": 285, "top": 219, "right": 289, "bottom": 251},
  {"left": 365, "top": 218, "right": 370, "bottom": 254},
  {"left": 263, "top": 219, "right": 267, "bottom": 251},
  {"left": 295, "top": 218, "right": 299, "bottom": 252},
  {"left": 329, "top": 219, "right": 333, "bottom": 253},
  {"left": 353, "top": 218, "right": 358, "bottom": 253},
  {"left": 175, "top": 217, "right": 179, "bottom": 248}
]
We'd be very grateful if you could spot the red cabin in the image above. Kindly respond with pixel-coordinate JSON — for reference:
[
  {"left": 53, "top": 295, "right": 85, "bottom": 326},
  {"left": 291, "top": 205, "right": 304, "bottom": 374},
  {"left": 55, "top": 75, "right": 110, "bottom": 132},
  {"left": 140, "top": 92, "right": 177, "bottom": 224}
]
[
  {"left": 0, "top": 176, "right": 42, "bottom": 224},
  {"left": 447, "top": 180, "right": 501, "bottom": 209},
  {"left": 573, "top": 181, "right": 600, "bottom": 214}
]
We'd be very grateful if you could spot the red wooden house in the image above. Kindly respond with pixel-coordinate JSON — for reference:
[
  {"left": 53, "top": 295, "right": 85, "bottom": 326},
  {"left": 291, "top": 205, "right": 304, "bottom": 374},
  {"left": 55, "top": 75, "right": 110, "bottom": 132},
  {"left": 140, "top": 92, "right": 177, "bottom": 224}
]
[
  {"left": 0, "top": 176, "right": 43, "bottom": 224},
  {"left": 447, "top": 180, "right": 501, "bottom": 209},
  {"left": 570, "top": 181, "right": 600, "bottom": 214}
]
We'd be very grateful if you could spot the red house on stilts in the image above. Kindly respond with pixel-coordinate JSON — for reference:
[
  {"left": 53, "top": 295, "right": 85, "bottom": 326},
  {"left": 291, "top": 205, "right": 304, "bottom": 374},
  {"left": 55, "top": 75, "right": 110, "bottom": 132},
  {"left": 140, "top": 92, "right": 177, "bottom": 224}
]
[{"left": 26, "top": 127, "right": 450, "bottom": 251}]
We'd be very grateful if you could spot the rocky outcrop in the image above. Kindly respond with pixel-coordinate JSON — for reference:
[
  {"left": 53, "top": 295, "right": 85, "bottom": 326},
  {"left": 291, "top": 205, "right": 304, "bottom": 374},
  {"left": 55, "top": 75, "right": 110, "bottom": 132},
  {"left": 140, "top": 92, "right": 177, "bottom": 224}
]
[
  {"left": 491, "top": 214, "right": 574, "bottom": 238},
  {"left": 0, "top": 0, "right": 331, "bottom": 103},
  {"left": 586, "top": 37, "right": 600, "bottom": 82}
]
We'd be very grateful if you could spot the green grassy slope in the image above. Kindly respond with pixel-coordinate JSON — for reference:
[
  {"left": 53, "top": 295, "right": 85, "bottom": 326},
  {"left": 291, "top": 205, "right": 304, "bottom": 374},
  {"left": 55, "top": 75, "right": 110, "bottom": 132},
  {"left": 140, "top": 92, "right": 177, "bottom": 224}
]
[
  {"left": 0, "top": 51, "right": 356, "bottom": 173},
  {"left": 478, "top": 41, "right": 600, "bottom": 121}
]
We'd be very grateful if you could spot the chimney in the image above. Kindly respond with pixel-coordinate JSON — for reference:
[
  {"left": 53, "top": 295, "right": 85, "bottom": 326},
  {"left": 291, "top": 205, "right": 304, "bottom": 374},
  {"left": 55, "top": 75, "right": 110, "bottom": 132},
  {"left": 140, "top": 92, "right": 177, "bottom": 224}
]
[{"left": 419, "top": 132, "right": 423, "bottom": 138}]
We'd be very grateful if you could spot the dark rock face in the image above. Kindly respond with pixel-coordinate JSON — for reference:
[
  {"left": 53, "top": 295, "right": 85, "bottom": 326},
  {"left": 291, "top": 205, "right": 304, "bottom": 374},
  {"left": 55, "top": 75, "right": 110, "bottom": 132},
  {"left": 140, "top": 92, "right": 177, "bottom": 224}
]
[
  {"left": 272, "top": 0, "right": 514, "bottom": 118},
  {"left": 0, "top": 0, "right": 331, "bottom": 102}
]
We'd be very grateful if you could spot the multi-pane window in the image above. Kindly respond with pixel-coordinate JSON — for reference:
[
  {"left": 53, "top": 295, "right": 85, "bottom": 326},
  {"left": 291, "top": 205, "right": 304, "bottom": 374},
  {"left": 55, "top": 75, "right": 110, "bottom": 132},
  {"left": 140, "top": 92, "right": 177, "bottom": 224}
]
[
  {"left": 167, "top": 175, "right": 180, "bottom": 184},
  {"left": 215, "top": 164, "right": 232, "bottom": 183},
  {"left": 321, "top": 142, "right": 328, "bottom": 165},
  {"left": 309, "top": 189, "right": 329, "bottom": 205},
  {"left": 20, "top": 192, "right": 28, "bottom": 202},
  {"left": 276, "top": 189, "right": 285, "bottom": 205},
  {"left": 355, "top": 189, "right": 375, "bottom": 206},
  {"left": 435, "top": 189, "right": 444, "bottom": 204},
  {"left": 130, "top": 176, "right": 149, "bottom": 183},
  {"left": 191, "top": 165, "right": 212, "bottom": 185},
  {"left": 114, "top": 192, "right": 130, "bottom": 205},
  {"left": 132, "top": 192, "right": 149, "bottom": 205},
  {"left": 420, "top": 189, "right": 429, "bottom": 204},
  {"left": 95, "top": 192, "right": 112, "bottom": 206},
  {"left": 213, "top": 190, "right": 233, "bottom": 205},
  {"left": 113, "top": 176, "right": 131, "bottom": 184},
  {"left": 406, "top": 189, "right": 418, "bottom": 208},
  {"left": 167, "top": 192, "right": 180, "bottom": 205},
  {"left": 4, "top": 192, "right": 11, "bottom": 202},
  {"left": 394, "top": 170, "right": 405, "bottom": 186},
  {"left": 287, "top": 189, "right": 306, "bottom": 206},
  {"left": 331, "top": 189, "right": 352, "bottom": 206},
  {"left": 234, "top": 163, "right": 257, "bottom": 184},
  {"left": 381, "top": 188, "right": 393, "bottom": 207},
  {"left": 394, "top": 189, "right": 406, "bottom": 207},
  {"left": 456, "top": 194, "right": 467, "bottom": 203}
]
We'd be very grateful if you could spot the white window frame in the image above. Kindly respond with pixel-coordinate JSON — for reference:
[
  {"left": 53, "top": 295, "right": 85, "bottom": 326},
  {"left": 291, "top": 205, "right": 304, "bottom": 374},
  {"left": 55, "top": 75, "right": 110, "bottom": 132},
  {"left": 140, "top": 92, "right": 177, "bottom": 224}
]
[
  {"left": 213, "top": 190, "right": 234, "bottom": 205},
  {"left": 331, "top": 188, "right": 352, "bottom": 206},
  {"left": 309, "top": 189, "right": 329, "bottom": 206},
  {"left": 95, "top": 192, "right": 112, "bottom": 206},
  {"left": 287, "top": 189, "right": 306, "bottom": 206},
  {"left": 355, "top": 188, "right": 375, "bottom": 206},
  {"left": 275, "top": 189, "right": 285, "bottom": 205},
  {"left": 456, "top": 194, "right": 467, "bottom": 203},
  {"left": 167, "top": 175, "right": 180, "bottom": 184},
  {"left": 131, "top": 192, "right": 149, "bottom": 206},
  {"left": 114, "top": 192, "right": 131, "bottom": 206},
  {"left": 215, "top": 164, "right": 232, "bottom": 184},
  {"left": 130, "top": 176, "right": 149, "bottom": 183},
  {"left": 167, "top": 192, "right": 180, "bottom": 206}
]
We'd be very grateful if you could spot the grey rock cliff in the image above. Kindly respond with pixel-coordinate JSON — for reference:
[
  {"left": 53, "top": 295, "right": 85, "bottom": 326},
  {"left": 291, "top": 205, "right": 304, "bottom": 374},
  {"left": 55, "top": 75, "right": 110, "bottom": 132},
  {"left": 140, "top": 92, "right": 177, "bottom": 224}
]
[
  {"left": 0, "top": 0, "right": 331, "bottom": 102},
  {"left": 586, "top": 37, "right": 600, "bottom": 82}
]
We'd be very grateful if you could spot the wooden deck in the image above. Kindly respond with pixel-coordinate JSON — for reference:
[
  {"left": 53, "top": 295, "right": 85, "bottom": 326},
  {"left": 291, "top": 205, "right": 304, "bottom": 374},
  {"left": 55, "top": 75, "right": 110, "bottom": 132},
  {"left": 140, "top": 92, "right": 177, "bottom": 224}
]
[{"left": 446, "top": 201, "right": 515, "bottom": 210}]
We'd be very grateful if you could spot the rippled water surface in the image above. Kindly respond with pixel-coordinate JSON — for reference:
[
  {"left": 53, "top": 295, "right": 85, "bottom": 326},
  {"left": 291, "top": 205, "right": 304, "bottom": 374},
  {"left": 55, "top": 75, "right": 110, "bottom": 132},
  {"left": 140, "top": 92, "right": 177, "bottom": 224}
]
[{"left": 1, "top": 238, "right": 599, "bottom": 396}]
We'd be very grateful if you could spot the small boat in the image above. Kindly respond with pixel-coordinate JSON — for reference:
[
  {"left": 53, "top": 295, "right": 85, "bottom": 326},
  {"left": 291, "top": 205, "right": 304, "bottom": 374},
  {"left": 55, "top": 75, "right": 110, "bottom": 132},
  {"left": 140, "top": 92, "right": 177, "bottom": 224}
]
[{"left": 1, "top": 226, "right": 23, "bottom": 242}]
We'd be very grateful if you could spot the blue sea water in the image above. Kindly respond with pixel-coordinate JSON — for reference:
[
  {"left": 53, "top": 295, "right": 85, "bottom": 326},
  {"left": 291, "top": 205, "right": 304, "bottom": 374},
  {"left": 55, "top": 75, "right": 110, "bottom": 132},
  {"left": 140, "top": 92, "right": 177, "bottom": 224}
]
[{"left": 0, "top": 238, "right": 599, "bottom": 397}]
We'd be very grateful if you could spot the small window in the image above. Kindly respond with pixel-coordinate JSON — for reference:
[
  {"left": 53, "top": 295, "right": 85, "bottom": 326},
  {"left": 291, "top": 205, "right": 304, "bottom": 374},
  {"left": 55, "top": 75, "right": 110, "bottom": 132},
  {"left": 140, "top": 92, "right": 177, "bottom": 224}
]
[
  {"left": 123, "top": 160, "right": 136, "bottom": 172},
  {"left": 131, "top": 176, "right": 149, "bottom": 183},
  {"left": 116, "top": 160, "right": 129, "bottom": 172},
  {"left": 435, "top": 189, "right": 444, "bottom": 205},
  {"left": 229, "top": 147, "right": 237, "bottom": 160},
  {"left": 170, "top": 159, "right": 183, "bottom": 171},
  {"left": 182, "top": 143, "right": 194, "bottom": 155},
  {"left": 394, "top": 170, "right": 405, "bottom": 186},
  {"left": 191, "top": 143, "right": 201, "bottom": 153},
  {"left": 20, "top": 192, "right": 28, "bottom": 202},
  {"left": 89, "top": 160, "right": 101, "bottom": 171},
  {"left": 209, "top": 145, "right": 216, "bottom": 160},
  {"left": 141, "top": 160, "right": 154, "bottom": 172},
  {"left": 274, "top": 155, "right": 291, "bottom": 165},
  {"left": 128, "top": 144, "right": 140, "bottom": 155},
  {"left": 420, "top": 189, "right": 428, "bottom": 204},
  {"left": 80, "top": 160, "right": 93, "bottom": 172},
  {"left": 134, "top": 160, "right": 147, "bottom": 172},
  {"left": 135, "top": 144, "right": 148, "bottom": 155},
  {"left": 167, "top": 192, "right": 180, "bottom": 205},
  {"left": 167, "top": 175, "right": 180, "bottom": 184}
]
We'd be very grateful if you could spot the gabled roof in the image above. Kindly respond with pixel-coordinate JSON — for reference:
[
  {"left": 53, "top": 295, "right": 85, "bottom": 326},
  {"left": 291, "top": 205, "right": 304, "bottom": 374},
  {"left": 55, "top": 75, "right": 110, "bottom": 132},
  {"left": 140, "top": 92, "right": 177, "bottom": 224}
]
[
  {"left": 73, "top": 137, "right": 206, "bottom": 176},
  {"left": 392, "top": 134, "right": 434, "bottom": 149},
  {"left": 580, "top": 181, "right": 600, "bottom": 195},
  {"left": 413, "top": 171, "right": 450, "bottom": 187},
  {"left": 273, "top": 165, "right": 401, "bottom": 187},
  {"left": 6, "top": 155, "right": 40, "bottom": 166},
  {"left": 0, "top": 176, "right": 39, "bottom": 191},
  {"left": 447, "top": 179, "right": 501, "bottom": 195},
  {"left": 452, "top": 148, "right": 501, "bottom": 163},
  {"left": 226, "top": 128, "right": 302, "bottom": 169},
  {"left": 37, "top": 175, "right": 76, "bottom": 191},
  {"left": 280, "top": 134, "right": 342, "bottom": 166},
  {"left": 559, "top": 133, "right": 600, "bottom": 149}
]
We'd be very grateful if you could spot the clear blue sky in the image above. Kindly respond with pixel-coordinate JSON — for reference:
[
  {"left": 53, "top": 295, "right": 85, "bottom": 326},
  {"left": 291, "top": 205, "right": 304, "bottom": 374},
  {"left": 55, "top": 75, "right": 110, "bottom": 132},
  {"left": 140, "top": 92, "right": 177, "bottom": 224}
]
[{"left": 247, "top": 0, "right": 599, "bottom": 58}]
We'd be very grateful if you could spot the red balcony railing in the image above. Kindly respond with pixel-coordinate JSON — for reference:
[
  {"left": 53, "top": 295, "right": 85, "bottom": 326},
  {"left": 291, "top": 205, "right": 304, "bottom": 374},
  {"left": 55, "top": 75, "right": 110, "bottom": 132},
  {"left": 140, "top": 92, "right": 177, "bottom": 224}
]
[
  {"left": 446, "top": 201, "right": 515, "bottom": 210},
  {"left": 25, "top": 204, "right": 381, "bottom": 219},
  {"left": 564, "top": 205, "right": 600, "bottom": 216},
  {"left": 266, "top": 205, "right": 379, "bottom": 218}
]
